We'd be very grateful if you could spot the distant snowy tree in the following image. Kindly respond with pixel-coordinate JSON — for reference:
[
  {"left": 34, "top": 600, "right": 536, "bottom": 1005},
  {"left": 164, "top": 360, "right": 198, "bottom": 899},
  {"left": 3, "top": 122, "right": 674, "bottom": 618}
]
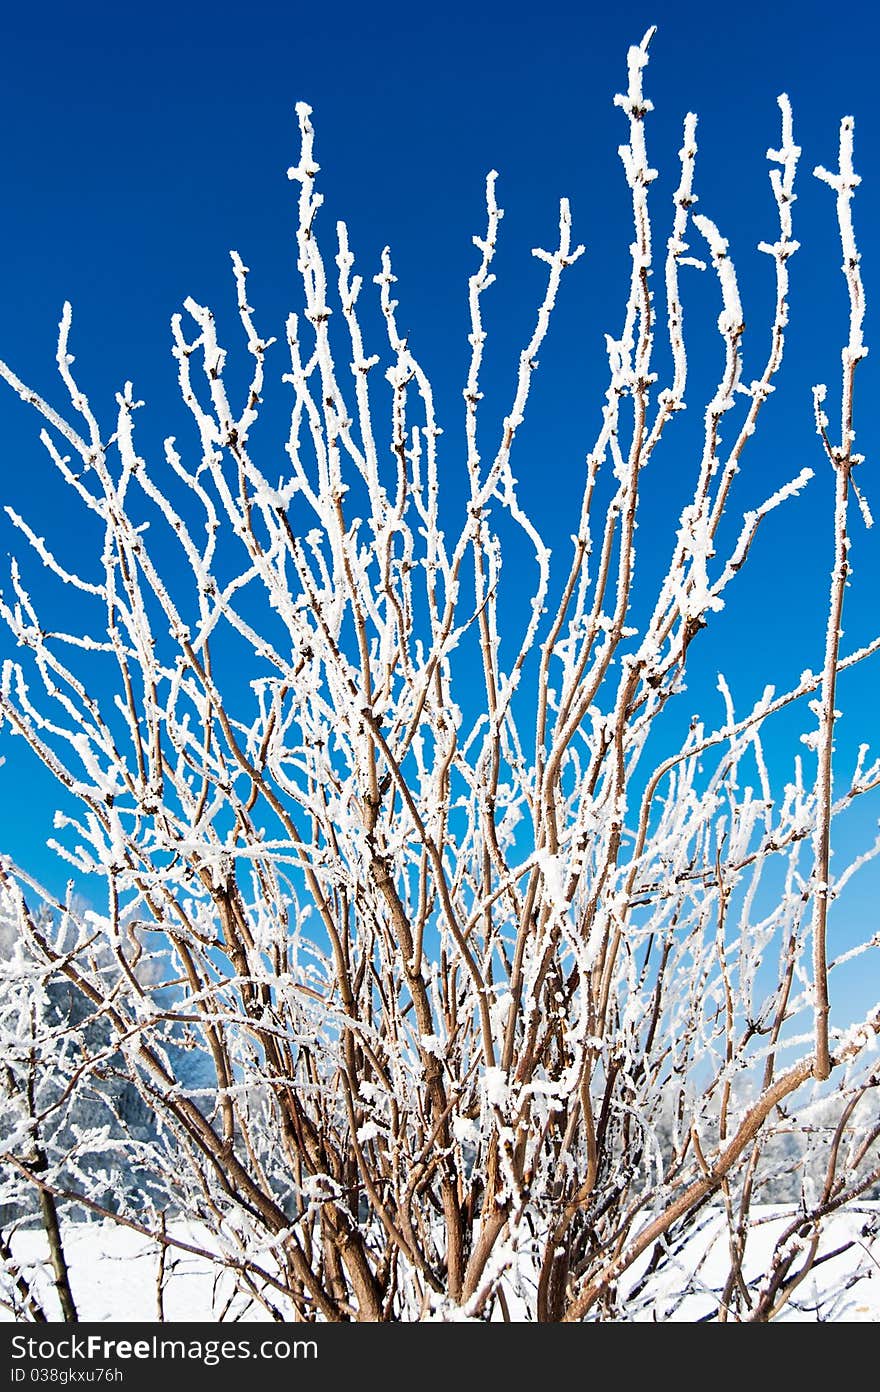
[
  {"left": 0, "top": 30, "right": 877, "bottom": 1320},
  {"left": 0, "top": 888, "right": 163, "bottom": 1320}
]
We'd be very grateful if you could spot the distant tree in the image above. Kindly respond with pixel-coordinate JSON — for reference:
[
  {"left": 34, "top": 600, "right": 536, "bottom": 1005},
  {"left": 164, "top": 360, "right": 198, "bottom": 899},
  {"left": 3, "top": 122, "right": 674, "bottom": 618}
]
[
  {"left": 0, "top": 904, "right": 77, "bottom": 1320},
  {"left": 0, "top": 30, "right": 877, "bottom": 1320},
  {"left": 0, "top": 888, "right": 163, "bottom": 1321}
]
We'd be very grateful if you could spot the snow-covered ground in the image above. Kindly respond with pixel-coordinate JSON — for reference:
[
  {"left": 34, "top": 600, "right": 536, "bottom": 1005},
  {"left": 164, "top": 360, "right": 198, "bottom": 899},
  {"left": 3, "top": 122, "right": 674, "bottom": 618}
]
[
  {"left": 615, "top": 1203, "right": 880, "bottom": 1322},
  {"left": 3, "top": 1218, "right": 260, "bottom": 1323},
  {"left": 2, "top": 1206, "right": 878, "bottom": 1322}
]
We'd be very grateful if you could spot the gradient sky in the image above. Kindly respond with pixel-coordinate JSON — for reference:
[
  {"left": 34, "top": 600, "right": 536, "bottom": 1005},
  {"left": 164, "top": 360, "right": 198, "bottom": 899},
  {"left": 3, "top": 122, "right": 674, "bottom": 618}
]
[{"left": 0, "top": 0, "right": 878, "bottom": 1022}]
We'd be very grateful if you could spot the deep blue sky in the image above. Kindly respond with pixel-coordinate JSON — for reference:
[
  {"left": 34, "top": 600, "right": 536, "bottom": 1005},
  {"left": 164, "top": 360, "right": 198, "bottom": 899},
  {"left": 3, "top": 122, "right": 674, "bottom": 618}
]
[{"left": 0, "top": 0, "right": 878, "bottom": 1019}]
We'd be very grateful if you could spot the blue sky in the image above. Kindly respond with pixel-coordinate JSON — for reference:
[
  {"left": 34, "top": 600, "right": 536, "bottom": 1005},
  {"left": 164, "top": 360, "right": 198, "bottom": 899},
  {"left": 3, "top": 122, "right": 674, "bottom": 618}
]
[{"left": 0, "top": 0, "right": 878, "bottom": 1020}]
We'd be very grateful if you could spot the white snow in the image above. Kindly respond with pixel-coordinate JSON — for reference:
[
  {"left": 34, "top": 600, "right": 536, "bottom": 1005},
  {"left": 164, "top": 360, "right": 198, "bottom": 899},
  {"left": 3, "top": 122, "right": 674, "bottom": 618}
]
[{"left": 2, "top": 1206, "right": 876, "bottom": 1322}]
